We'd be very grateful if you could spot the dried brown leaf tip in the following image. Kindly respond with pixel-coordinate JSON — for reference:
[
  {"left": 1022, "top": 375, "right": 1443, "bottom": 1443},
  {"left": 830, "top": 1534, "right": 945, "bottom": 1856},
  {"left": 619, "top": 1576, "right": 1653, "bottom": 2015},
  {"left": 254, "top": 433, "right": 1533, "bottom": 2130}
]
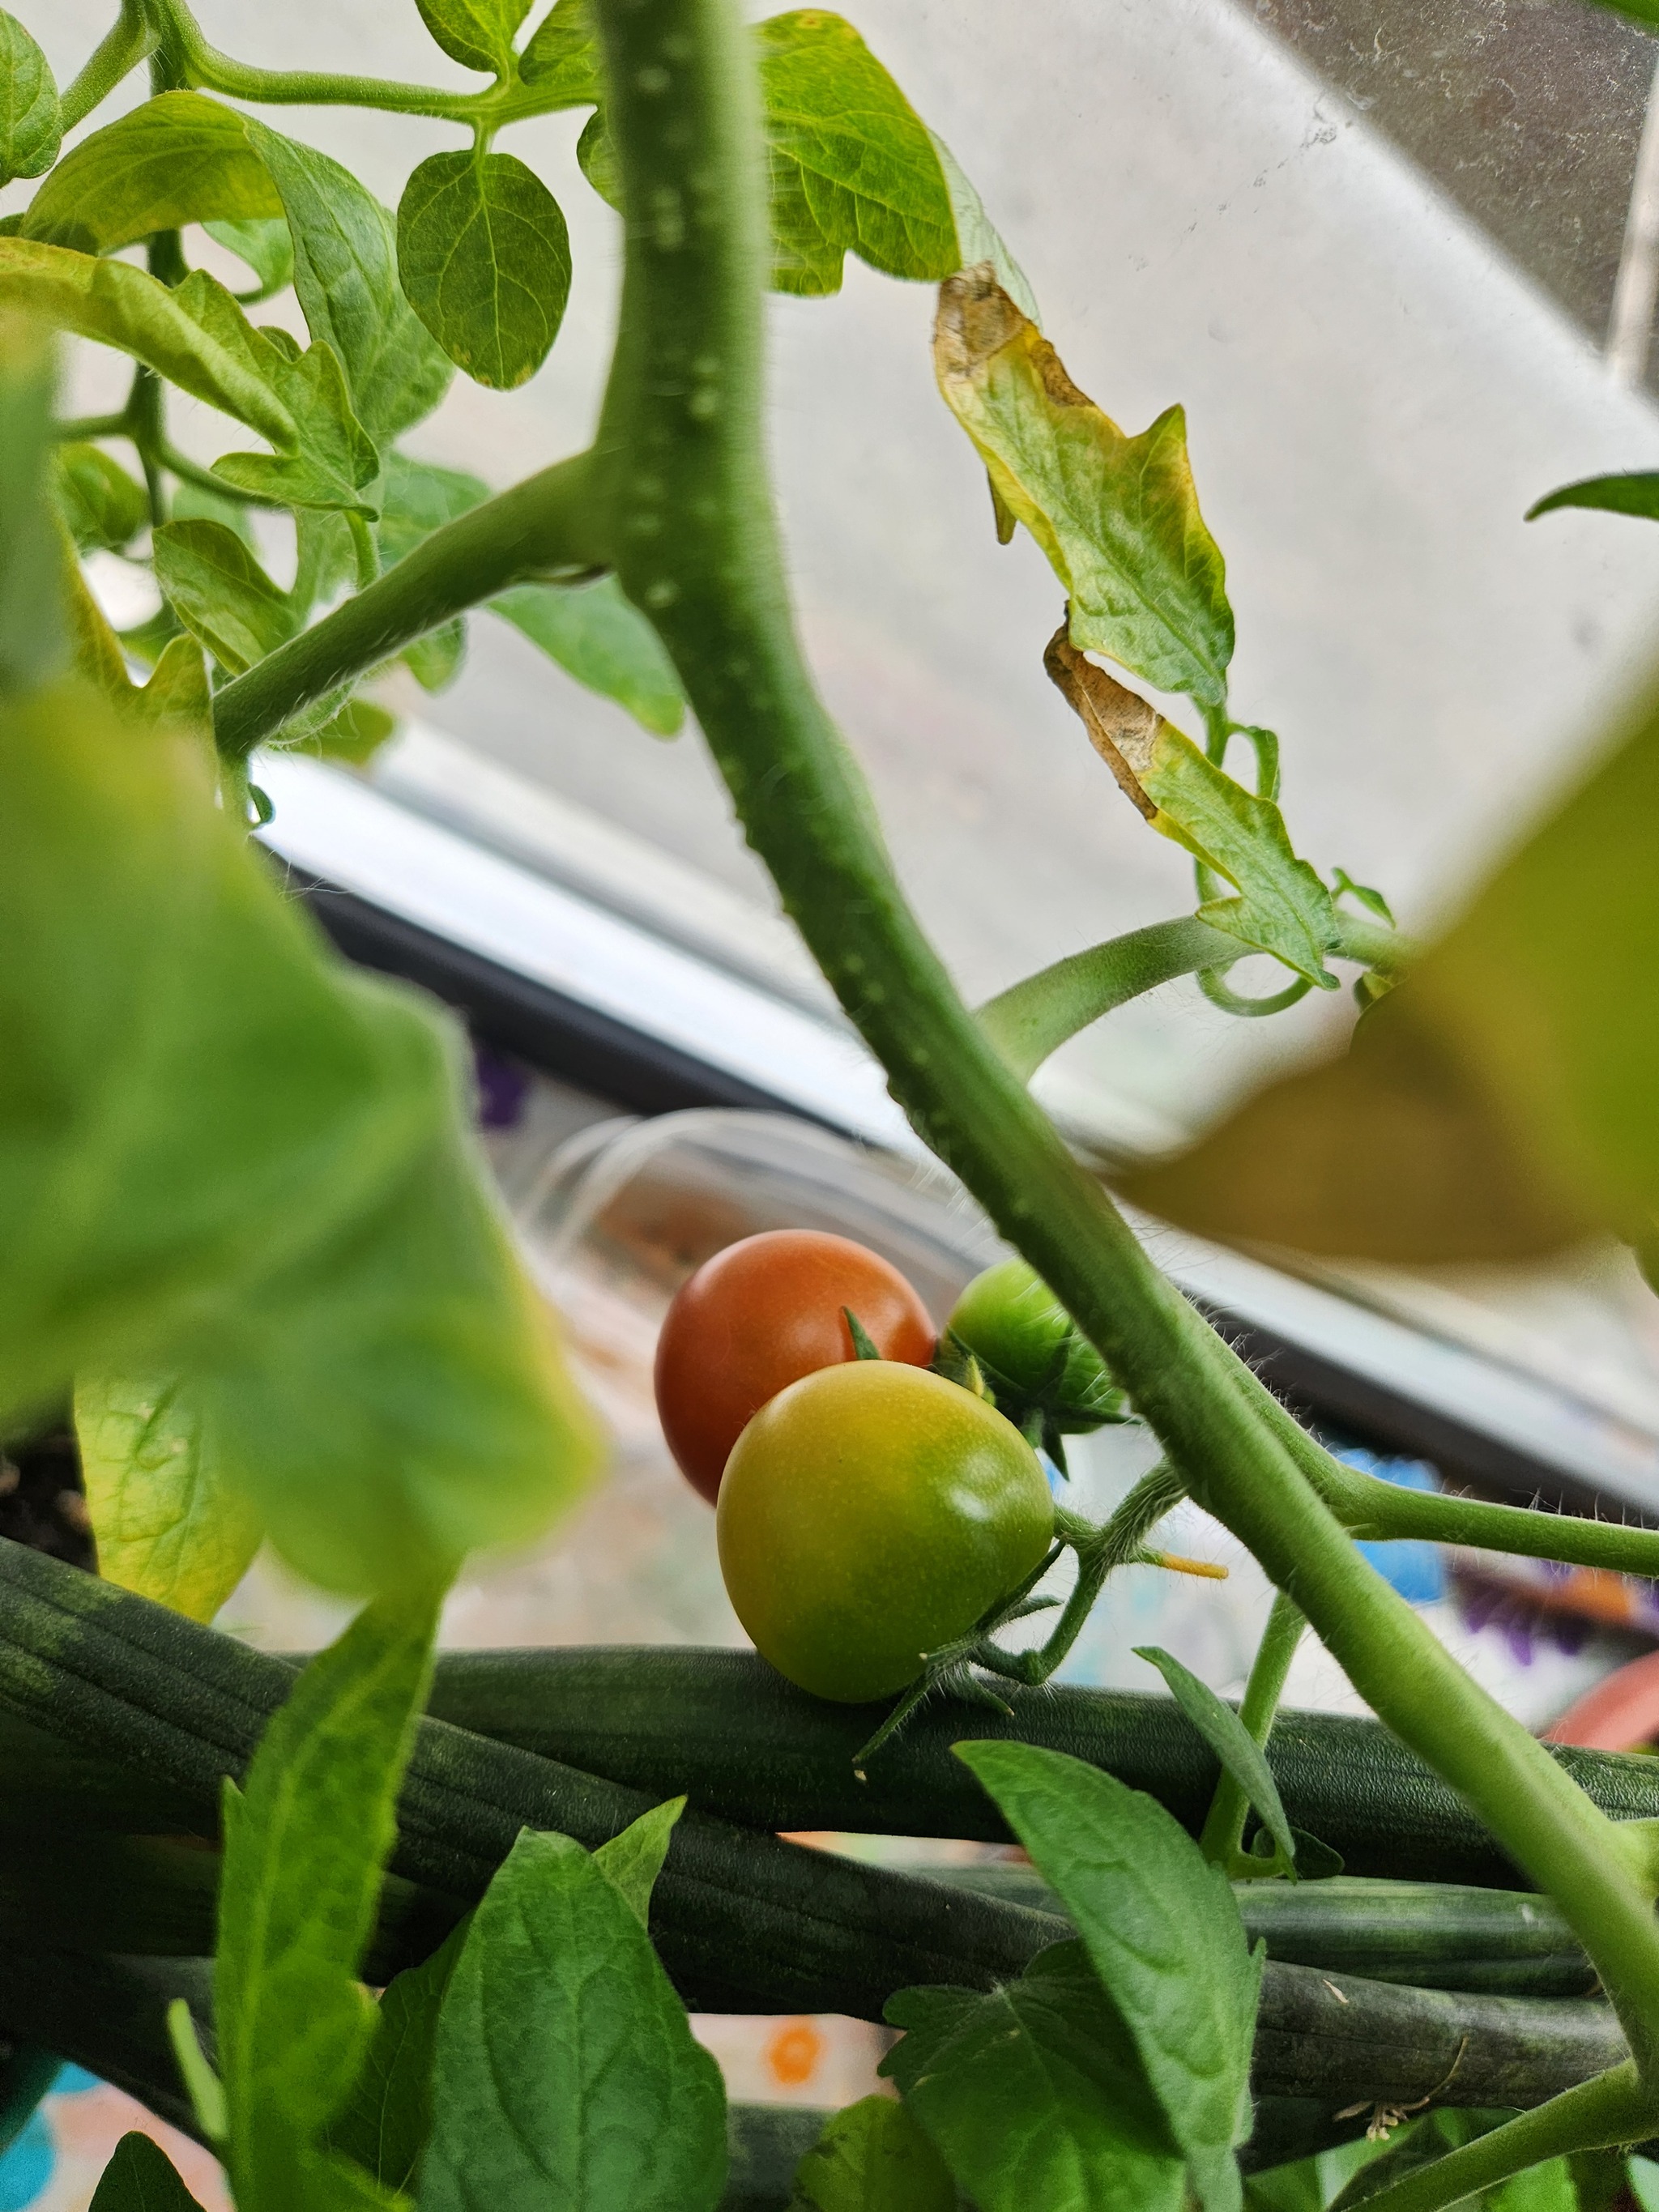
[
  {"left": 935, "top": 265, "right": 1088, "bottom": 407},
  {"left": 1043, "top": 624, "right": 1160, "bottom": 821}
]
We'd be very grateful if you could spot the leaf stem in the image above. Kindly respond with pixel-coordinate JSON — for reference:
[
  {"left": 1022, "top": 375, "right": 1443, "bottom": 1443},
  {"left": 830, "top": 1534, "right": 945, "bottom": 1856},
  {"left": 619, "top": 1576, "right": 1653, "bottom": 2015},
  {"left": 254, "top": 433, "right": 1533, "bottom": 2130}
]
[
  {"left": 58, "top": 0, "right": 158, "bottom": 133},
  {"left": 588, "top": 0, "right": 1659, "bottom": 2095},
  {"left": 1198, "top": 1589, "right": 1303, "bottom": 1866},
  {"left": 1356, "top": 2065, "right": 1650, "bottom": 2212}
]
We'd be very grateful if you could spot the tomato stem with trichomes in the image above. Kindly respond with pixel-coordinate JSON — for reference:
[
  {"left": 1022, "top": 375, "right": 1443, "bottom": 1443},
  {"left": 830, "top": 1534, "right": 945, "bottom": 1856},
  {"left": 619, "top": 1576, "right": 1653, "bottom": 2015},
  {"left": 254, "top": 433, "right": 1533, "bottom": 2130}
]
[{"left": 1199, "top": 1588, "right": 1306, "bottom": 1870}]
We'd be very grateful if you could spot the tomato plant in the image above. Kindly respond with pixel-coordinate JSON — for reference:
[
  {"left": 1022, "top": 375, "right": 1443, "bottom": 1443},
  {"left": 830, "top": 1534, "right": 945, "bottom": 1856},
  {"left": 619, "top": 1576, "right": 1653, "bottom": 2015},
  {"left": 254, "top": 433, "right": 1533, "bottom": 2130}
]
[
  {"left": 716, "top": 1359, "right": 1054, "bottom": 1703},
  {"left": 653, "top": 1229, "right": 935, "bottom": 1503},
  {"left": 6, "top": 1, "right": 1659, "bottom": 2209}
]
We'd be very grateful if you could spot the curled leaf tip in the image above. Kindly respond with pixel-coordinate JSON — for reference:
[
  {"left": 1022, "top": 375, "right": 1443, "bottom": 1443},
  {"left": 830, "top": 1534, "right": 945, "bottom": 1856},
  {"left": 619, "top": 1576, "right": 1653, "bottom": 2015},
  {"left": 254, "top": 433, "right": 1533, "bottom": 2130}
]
[{"left": 1043, "top": 624, "right": 1160, "bottom": 820}]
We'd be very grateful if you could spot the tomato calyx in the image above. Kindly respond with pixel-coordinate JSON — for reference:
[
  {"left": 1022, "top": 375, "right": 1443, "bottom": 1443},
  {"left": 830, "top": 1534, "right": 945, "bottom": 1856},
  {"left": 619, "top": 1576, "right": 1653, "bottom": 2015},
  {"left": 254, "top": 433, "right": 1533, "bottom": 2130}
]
[{"left": 932, "top": 1324, "right": 1124, "bottom": 1476}]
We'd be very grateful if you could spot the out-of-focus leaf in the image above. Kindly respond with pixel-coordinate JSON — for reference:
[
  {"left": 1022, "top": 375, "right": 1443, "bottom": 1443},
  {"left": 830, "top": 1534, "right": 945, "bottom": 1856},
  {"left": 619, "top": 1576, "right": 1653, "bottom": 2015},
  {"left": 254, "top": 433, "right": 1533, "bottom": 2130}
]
[
  {"left": 377, "top": 451, "right": 488, "bottom": 565},
  {"left": 0, "top": 314, "right": 65, "bottom": 694},
  {"left": 403, "top": 620, "right": 467, "bottom": 692},
  {"left": 421, "top": 1829, "right": 727, "bottom": 2212},
  {"left": 1527, "top": 472, "right": 1659, "bottom": 522},
  {"left": 416, "top": 0, "right": 531, "bottom": 76},
  {"left": 54, "top": 442, "right": 147, "bottom": 553},
  {"left": 75, "top": 1372, "right": 262, "bottom": 1622},
  {"left": 1122, "top": 667, "right": 1659, "bottom": 1263},
  {"left": 576, "top": 109, "right": 622, "bottom": 208},
  {"left": 937, "top": 271, "right": 1233, "bottom": 715},
  {"left": 593, "top": 1796, "right": 684, "bottom": 1926},
  {"left": 207, "top": 216, "right": 296, "bottom": 305},
  {"left": 22, "top": 92, "right": 282, "bottom": 255},
  {"left": 243, "top": 120, "right": 452, "bottom": 441},
  {"left": 62, "top": 539, "right": 134, "bottom": 698},
  {"left": 397, "top": 151, "right": 571, "bottom": 389},
  {"left": 884, "top": 1948, "right": 1185, "bottom": 2212},
  {"left": 1136, "top": 1646, "right": 1298, "bottom": 1873},
  {"left": 326, "top": 1919, "right": 467, "bottom": 2196},
  {"left": 217, "top": 1590, "right": 438, "bottom": 2210},
  {"left": 131, "top": 634, "right": 213, "bottom": 733},
  {"left": 759, "top": 11, "right": 957, "bottom": 295},
  {"left": 152, "top": 518, "right": 296, "bottom": 675},
  {"left": 0, "top": 14, "right": 58, "bottom": 190},
  {"left": 518, "top": 0, "right": 599, "bottom": 97},
  {"left": 295, "top": 697, "right": 399, "bottom": 765},
  {"left": 928, "top": 130, "right": 1037, "bottom": 321},
  {"left": 172, "top": 474, "right": 258, "bottom": 548},
  {"left": 493, "top": 575, "right": 685, "bottom": 735},
  {"left": 1046, "top": 632, "right": 1336, "bottom": 987},
  {"left": 957, "top": 1741, "right": 1260, "bottom": 2212},
  {"left": 787, "top": 2095, "right": 954, "bottom": 2212},
  {"left": 89, "top": 2133, "right": 206, "bottom": 2210}
]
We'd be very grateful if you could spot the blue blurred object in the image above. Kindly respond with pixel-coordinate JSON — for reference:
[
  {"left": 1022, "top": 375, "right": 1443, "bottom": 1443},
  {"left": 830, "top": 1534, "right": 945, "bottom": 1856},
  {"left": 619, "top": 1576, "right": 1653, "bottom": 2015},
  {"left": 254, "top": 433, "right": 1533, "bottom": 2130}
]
[
  {"left": 1345, "top": 1450, "right": 1445, "bottom": 1605},
  {"left": 0, "top": 2105, "right": 53, "bottom": 2211},
  {"left": 50, "top": 2069, "right": 97, "bottom": 2099}
]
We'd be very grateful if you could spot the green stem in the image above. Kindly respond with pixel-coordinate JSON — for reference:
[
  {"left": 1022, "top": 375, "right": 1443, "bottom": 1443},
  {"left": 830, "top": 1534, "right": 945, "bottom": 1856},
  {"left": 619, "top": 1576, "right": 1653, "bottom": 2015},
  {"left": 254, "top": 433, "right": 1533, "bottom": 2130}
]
[
  {"left": 1199, "top": 1589, "right": 1304, "bottom": 1865},
  {"left": 49, "top": 414, "right": 131, "bottom": 444},
  {"left": 58, "top": 0, "right": 157, "bottom": 132},
  {"left": 210, "top": 452, "right": 603, "bottom": 757},
  {"left": 588, "top": 0, "right": 1659, "bottom": 2092},
  {"left": 1358, "top": 2066, "right": 1649, "bottom": 2212},
  {"left": 127, "top": 366, "right": 167, "bottom": 527}
]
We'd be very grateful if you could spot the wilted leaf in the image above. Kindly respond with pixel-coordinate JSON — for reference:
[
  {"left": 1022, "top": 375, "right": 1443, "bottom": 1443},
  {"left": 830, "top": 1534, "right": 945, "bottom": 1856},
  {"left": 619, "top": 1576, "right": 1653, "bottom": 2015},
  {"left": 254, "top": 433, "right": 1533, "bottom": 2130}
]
[
  {"left": 75, "top": 1372, "right": 262, "bottom": 1622},
  {"left": 22, "top": 92, "right": 282, "bottom": 255},
  {"left": 0, "top": 13, "right": 58, "bottom": 190},
  {"left": 397, "top": 150, "right": 571, "bottom": 389},
  {"left": 1527, "top": 473, "right": 1659, "bottom": 523},
  {"left": 493, "top": 575, "right": 685, "bottom": 735},
  {"left": 1122, "top": 665, "right": 1659, "bottom": 1261},
  {"left": 937, "top": 271, "right": 1233, "bottom": 714},
  {"left": 54, "top": 442, "right": 147, "bottom": 552},
  {"left": 416, "top": 0, "right": 531, "bottom": 76},
  {"left": 787, "top": 2095, "right": 955, "bottom": 2212},
  {"left": 152, "top": 519, "right": 296, "bottom": 675},
  {"left": 1046, "top": 631, "right": 1336, "bottom": 986}
]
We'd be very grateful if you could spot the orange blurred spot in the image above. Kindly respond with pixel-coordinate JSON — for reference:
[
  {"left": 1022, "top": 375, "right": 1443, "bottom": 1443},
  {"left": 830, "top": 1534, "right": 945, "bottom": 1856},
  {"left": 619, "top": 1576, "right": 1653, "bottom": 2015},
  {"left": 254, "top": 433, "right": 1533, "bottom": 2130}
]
[{"left": 766, "top": 2018, "right": 824, "bottom": 2088}]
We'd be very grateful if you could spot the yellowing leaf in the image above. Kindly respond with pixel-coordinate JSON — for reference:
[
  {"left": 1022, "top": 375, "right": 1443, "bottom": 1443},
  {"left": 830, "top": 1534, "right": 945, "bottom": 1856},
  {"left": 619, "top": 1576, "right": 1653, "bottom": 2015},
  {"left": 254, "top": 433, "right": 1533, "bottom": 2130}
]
[
  {"left": 75, "top": 1372, "right": 262, "bottom": 1622},
  {"left": 1046, "top": 630, "right": 1337, "bottom": 988},
  {"left": 936, "top": 269, "right": 1233, "bottom": 715},
  {"left": 1122, "top": 666, "right": 1659, "bottom": 1261}
]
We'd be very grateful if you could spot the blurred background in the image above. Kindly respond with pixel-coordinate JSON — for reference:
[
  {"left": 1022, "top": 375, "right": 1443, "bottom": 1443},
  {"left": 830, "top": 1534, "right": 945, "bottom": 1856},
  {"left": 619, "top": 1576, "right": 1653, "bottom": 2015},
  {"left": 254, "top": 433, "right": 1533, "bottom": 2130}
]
[{"left": 14, "top": 0, "right": 1659, "bottom": 2196}]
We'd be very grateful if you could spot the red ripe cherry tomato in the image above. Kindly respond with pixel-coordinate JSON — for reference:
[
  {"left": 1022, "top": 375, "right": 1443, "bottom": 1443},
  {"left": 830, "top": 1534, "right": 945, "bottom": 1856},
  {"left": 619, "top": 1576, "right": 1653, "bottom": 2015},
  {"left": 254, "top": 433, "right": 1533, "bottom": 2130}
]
[{"left": 654, "top": 1230, "right": 936, "bottom": 1502}]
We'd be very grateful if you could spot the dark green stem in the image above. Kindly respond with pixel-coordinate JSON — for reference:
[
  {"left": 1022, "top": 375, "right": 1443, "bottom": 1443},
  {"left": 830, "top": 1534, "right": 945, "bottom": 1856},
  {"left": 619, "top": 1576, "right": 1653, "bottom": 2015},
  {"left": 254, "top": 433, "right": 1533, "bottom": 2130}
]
[
  {"left": 59, "top": 0, "right": 158, "bottom": 131},
  {"left": 1200, "top": 1589, "right": 1304, "bottom": 1866},
  {"left": 588, "top": 0, "right": 1659, "bottom": 2093},
  {"left": 211, "top": 453, "right": 603, "bottom": 756}
]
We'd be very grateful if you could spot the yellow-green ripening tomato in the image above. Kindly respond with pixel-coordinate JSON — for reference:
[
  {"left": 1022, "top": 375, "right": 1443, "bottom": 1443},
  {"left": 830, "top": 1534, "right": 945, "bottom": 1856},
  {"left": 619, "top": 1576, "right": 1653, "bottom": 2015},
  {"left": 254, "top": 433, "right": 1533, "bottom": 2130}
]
[
  {"left": 947, "top": 1259, "right": 1127, "bottom": 1430},
  {"left": 716, "top": 1360, "right": 1055, "bottom": 1704}
]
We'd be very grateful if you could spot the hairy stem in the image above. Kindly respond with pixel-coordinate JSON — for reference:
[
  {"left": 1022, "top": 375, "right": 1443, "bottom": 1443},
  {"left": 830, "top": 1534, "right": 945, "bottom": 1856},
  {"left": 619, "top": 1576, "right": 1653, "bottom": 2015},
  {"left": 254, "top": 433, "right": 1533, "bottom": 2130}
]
[
  {"left": 59, "top": 0, "right": 157, "bottom": 132},
  {"left": 1358, "top": 2066, "right": 1650, "bottom": 2212},
  {"left": 588, "top": 0, "right": 1659, "bottom": 2092},
  {"left": 211, "top": 453, "right": 603, "bottom": 756},
  {"left": 1200, "top": 1588, "right": 1304, "bottom": 1865}
]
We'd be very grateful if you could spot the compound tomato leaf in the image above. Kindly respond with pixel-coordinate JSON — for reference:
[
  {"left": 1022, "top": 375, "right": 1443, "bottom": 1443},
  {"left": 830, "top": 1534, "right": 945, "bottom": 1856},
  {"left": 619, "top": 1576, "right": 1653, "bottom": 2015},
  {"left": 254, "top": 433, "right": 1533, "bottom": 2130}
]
[
  {"left": 593, "top": 1795, "right": 685, "bottom": 1927},
  {"left": 787, "top": 2095, "right": 954, "bottom": 2212},
  {"left": 397, "top": 151, "right": 572, "bottom": 390},
  {"left": 956, "top": 1741, "right": 1261, "bottom": 2212},
  {"left": 151, "top": 519, "right": 296, "bottom": 676},
  {"left": 758, "top": 12, "right": 957, "bottom": 295},
  {"left": 416, "top": 0, "right": 531, "bottom": 77},
  {"left": 54, "top": 441, "right": 147, "bottom": 553},
  {"left": 421, "top": 1830, "right": 727, "bottom": 2212},
  {"left": 1527, "top": 472, "right": 1659, "bottom": 523},
  {"left": 88, "top": 2132, "right": 207, "bottom": 2211},
  {"left": 518, "top": 0, "right": 600, "bottom": 99},
  {"left": 0, "top": 13, "right": 58, "bottom": 190},
  {"left": 1135, "top": 1645, "right": 1298, "bottom": 1874},
  {"left": 21, "top": 92, "right": 282, "bottom": 256},
  {"left": 936, "top": 269, "right": 1234, "bottom": 717},
  {"left": 326, "top": 1917, "right": 470, "bottom": 2196},
  {"left": 1045, "top": 632, "right": 1337, "bottom": 987},
  {"left": 492, "top": 575, "right": 685, "bottom": 735},
  {"left": 1121, "top": 663, "right": 1659, "bottom": 1262},
  {"left": 75, "top": 1371, "right": 263, "bottom": 1624},
  {"left": 217, "top": 1591, "right": 438, "bottom": 2212},
  {"left": 883, "top": 1946, "right": 1187, "bottom": 2212},
  {"left": 241, "top": 119, "right": 452, "bottom": 441}
]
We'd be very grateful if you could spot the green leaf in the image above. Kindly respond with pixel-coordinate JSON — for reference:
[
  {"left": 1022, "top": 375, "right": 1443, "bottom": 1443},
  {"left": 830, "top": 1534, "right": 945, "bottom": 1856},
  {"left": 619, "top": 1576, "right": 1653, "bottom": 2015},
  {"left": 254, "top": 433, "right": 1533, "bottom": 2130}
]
[
  {"left": 131, "top": 634, "right": 213, "bottom": 732},
  {"left": 1630, "top": 2154, "right": 1659, "bottom": 2212},
  {"left": 207, "top": 217, "right": 296, "bottom": 306},
  {"left": 928, "top": 130, "right": 1038, "bottom": 320},
  {"left": 0, "top": 13, "right": 58, "bottom": 190},
  {"left": 1123, "top": 661, "right": 1659, "bottom": 1262},
  {"left": 758, "top": 11, "right": 958, "bottom": 296},
  {"left": 21, "top": 92, "right": 282, "bottom": 256},
  {"left": 0, "top": 313, "right": 66, "bottom": 695},
  {"left": 54, "top": 442, "right": 148, "bottom": 553},
  {"left": 884, "top": 1946, "right": 1186, "bottom": 2212},
  {"left": 75, "top": 1371, "right": 263, "bottom": 1622},
  {"left": 936, "top": 269, "right": 1234, "bottom": 715},
  {"left": 956, "top": 1740, "right": 1261, "bottom": 2212},
  {"left": 241, "top": 119, "right": 453, "bottom": 441},
  {"left": 89, "top": 2132, "right": 207, "bottom": 2210},
  {"left": 1527, "top": 471, "right": 1659, "bottom": 523},
  {"left": 295, "top": 696, "right": 399, "bottom": 765},
  {"left": 152, "top": 518, "right": 296, "bottom": 676},
  {"left": 1136, "top": 1645, "right": 1299, "bottom": 1875},
  {"left": 377, "top": 451, "right": 489, "bottom": 565},
  {"left": 1045, "top": 632, "right": 1337, "bottom": 987},
  {"left": 493, "top": 575, "right": 686, "bottom": 735},
  {"left": 397, "top": 150, "right": 572, "bottom": 390},
  {"left": 403, "top": 620, "right": 467, "bottom": 692},
  {"left": 518, "top": 0, "right": 600, "bottom": 99},
  {"left": 216, "top": 1588, "right": 440, "bottom": 2210},
  {"left": 416, "top": 0, "right": 531, "bottom": 76},
  {"left": 326, "top": 1917, "right": 468, "bottom": 2195},
  {"left": 787, "top": 2095, "right": 954, "bottom": 2212},
  {"left": 594, "top": 1794, "right": 685, "bottom": 1925},
  {"left": 421, "top": 1829, "right": 727, "bottom": 2212},
  {"left": 1330, "top": 867, "right": 1394, "bottom": 927},
  {"left": 576, "top": 109, "right": 622, "bottom": 210}
]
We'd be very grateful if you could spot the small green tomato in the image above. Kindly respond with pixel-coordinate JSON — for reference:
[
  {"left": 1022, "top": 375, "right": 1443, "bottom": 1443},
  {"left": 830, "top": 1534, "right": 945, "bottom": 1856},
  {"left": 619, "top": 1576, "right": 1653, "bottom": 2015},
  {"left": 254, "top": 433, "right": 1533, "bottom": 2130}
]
[{"left": 945, "top": 1259, "right": 1127, "bottom": 1434}]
